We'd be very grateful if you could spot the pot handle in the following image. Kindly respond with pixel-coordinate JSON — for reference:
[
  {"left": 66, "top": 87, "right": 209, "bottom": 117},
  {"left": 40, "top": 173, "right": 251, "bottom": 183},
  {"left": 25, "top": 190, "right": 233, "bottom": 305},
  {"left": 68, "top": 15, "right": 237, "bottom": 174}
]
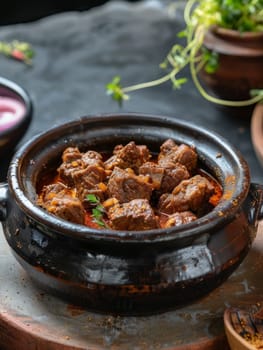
[
  {"left": 247, "top": 183, "right": 263, "bottom": 224},
  {"left": 0, "top": 182, "right": 8, "bottom": 221}
]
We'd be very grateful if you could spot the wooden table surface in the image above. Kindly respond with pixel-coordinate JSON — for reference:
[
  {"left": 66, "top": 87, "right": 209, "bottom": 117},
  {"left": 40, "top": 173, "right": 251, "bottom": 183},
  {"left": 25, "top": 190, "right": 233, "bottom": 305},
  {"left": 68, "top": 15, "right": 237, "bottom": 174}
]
[{"left": 0, "top": 221, "right": 263, "bottom": 350}]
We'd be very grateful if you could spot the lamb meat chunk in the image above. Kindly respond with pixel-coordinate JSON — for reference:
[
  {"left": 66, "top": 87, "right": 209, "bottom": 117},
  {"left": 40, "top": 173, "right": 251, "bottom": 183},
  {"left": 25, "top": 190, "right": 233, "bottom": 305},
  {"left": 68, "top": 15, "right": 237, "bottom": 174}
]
[
  {"left": 104, "top": 141, "right": 151, "bottom": 173},
  {"left": 160, "top": 164, "right": 190, "bottom": 193},
  {"left": 39, "top": 182, "right": 68, "bottom": 203},
  {"left": 172, "top": 174, "right": 215, "bottom": 211},
  {"left": 48, "top": 196, "right": 85, "bottom": 225},
  {"left": 107, "top": 166, "right": 153, "bottom": 203},
  {"left": 158, "top": 193, "right": 189, "bottom": 214},
  {"left": 159, "top": 139, "right": 178, "bottom": 157},
  {"left": 158, "top": 144, "right": 198, "bottom": 173},
  {"left": 172, "top": 144, "right": 198, "bottom": 172},
  {"left": 158, "top": 175, "right": 215, "bottom": 214},
  {"left": 57, "top": 148, "right": 83, "bottom": 186},
  {"left": 82, "top": 150, "right": 104, "bottom": 168},
  {"left": 139, "top": 162, "right": 165, "bottom": 190},
  {"left": 72, "top": 165, "right": 107, "bottom": 206},
  {"left": 139, "top": 161, "right": 190, "bottom": 193},
  {"left": 113, "top": 144, "right": 124, "bottom": 155},
  {"left": 58, "top": 160, "right": 83, "bottom": 186},
  {"left": 61, "top": 147, "right": 82, "bottom": 163},
  {"left": 164, "top": 211, "right": 197, "bottom": 228},
  {"left": 37, "top": 183, "right": 85, "bottom": 225},
  {"left": 58, "top": 148, "right": 106, "bottom": 188},
  {"left": 108, "top": 199, "right": 159, "bottom": 230}
]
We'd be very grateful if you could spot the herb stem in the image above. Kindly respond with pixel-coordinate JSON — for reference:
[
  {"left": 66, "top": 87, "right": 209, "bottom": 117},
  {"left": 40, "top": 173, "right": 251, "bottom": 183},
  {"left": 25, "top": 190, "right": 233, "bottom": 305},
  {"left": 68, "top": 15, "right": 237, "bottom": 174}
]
[{"left": 122, "top": 72, "right": 173, "bottom": 93}]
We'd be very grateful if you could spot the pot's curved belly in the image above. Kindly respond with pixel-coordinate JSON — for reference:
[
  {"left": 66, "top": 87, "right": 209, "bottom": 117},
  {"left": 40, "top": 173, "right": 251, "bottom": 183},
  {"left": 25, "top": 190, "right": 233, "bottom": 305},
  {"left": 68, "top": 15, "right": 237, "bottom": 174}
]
[{"left": 1, "top": 197, "right": 254, "bottom": 315}]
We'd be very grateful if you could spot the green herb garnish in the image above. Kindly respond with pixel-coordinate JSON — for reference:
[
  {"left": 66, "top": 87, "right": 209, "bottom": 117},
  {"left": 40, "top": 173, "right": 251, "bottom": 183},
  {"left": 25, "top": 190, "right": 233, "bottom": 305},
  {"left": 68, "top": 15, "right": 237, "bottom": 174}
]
[{"left": 86, "top": 194, "right": 107, "bottom": 228}]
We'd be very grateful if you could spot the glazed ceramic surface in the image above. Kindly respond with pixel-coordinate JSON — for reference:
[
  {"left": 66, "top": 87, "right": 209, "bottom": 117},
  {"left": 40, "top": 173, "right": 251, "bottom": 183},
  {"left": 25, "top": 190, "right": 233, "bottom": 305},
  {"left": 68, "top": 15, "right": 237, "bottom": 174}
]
[{"left": 0, "top": 114, "right": 263, "bottom": 315}]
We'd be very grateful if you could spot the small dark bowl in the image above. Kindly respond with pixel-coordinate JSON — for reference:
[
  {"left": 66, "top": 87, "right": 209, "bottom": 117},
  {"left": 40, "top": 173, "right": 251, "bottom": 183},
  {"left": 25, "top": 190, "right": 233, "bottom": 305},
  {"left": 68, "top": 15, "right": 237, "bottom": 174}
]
[
  {"left": 0, "top": 113, "right": 263, "bottom": 315},
  {"left": 0, "top": 76, "right": 33, "bottom": 157}
]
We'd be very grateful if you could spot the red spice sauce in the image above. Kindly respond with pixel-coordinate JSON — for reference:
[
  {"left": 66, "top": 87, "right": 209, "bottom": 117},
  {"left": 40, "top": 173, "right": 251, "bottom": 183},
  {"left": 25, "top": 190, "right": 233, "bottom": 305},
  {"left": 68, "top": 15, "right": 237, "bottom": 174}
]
[{"left": 37, "top": 151, "right": 223, "bottom": 230}]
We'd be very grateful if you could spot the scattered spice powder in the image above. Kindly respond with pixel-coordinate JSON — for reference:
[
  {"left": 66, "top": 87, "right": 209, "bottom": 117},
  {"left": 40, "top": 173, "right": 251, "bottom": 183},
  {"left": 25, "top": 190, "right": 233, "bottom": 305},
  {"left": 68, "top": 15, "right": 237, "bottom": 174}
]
[{"left": 242, "top": 332, "right": 263, "bottom": 349}]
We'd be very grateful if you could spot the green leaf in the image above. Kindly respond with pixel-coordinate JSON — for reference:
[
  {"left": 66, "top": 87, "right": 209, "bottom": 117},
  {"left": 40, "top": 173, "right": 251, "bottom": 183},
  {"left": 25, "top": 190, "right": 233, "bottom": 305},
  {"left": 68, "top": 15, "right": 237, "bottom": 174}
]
[
  {"left": 92, "top": 208, "right": 103, "bottom": 219},
  {"left": 202, "top": 49, "right": 219, "bottom": 74},
  {"left": 171, "top": 77, "right": 188, "bottom": 89},
  {"left": 91, "top": 208, "right": 107, "bottom": 228},
  {"left": 87, "top": 194, "right": 108, "bottom": 228},
  {"left": 106, "top": 76, "right": 129, "bottom": 106},
  {"left": 86, "top": 194, "right": 99, "bottom": 204},
  {"left": 250, "top": 89, "right": 263, "bottom": 97},
  {"left": 177, "top": 30, "right": 187, "bottom": 38}
]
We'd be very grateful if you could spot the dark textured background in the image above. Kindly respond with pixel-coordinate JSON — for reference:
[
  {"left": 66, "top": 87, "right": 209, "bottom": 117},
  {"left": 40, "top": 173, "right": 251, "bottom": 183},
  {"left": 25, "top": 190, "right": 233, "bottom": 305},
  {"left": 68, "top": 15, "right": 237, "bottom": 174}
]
[
  {"left": 0, "top": 0, "right": 261, "bottom": 183},
  {"left": 0, "top": 0, "right": 139, "bottom": 25}
]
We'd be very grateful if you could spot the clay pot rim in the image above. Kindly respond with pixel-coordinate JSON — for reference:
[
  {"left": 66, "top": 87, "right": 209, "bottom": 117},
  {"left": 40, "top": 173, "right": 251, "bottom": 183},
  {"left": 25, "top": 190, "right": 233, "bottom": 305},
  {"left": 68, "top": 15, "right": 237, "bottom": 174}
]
[
  {"left": 8, "top": 113, "right": 251, "bottom": 244},
  {"left": 211, "top": 25, "right": 263, "bottom": 40},
  {"left": 204, "top": 25, "right": 263, "bottom": 56}
]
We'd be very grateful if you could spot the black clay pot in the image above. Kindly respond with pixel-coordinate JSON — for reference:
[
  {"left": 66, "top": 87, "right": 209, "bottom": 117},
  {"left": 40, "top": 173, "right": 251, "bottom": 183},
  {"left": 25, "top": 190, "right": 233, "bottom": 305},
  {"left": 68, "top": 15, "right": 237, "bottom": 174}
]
[
  {"left": 0, "top": 76, "right": 33, "bottom": 157},
  {"left": 0, "top": 114, "right": 263, "bottom": 315}
]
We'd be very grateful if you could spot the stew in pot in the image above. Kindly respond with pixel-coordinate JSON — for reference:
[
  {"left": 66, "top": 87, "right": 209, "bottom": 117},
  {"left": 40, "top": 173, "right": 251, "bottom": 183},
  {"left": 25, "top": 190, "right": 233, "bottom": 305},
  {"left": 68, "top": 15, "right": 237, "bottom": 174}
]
[{"left": 37, "top": 139, "right": 222, "bottom": 230}]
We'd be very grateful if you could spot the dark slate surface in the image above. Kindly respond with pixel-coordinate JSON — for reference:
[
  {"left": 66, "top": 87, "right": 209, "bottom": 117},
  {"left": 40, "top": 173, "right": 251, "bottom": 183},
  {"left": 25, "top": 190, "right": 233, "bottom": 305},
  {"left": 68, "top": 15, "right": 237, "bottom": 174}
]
[{"left": 0, "top": 0, "right": 262, "bottom": 183}]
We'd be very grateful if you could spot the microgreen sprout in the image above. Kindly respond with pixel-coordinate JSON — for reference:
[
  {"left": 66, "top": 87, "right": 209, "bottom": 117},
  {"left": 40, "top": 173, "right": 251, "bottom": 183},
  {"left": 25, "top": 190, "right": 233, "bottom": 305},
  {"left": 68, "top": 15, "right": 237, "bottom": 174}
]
[
  {"left": 106, "top": 0, "right": 263, "bottom": 107},
  {"left": 86, "top": 194, "right": 108, "bottom": 228}
]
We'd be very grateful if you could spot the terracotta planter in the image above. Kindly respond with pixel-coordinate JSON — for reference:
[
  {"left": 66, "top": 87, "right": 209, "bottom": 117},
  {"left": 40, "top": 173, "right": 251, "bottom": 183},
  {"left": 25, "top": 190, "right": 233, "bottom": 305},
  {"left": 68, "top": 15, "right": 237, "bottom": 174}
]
[
  {"left": 0, "top": 114, "right": 263, "bottom": 315},
  {"left": 199, "top": 27, "right": 263, "bottom": 117}
]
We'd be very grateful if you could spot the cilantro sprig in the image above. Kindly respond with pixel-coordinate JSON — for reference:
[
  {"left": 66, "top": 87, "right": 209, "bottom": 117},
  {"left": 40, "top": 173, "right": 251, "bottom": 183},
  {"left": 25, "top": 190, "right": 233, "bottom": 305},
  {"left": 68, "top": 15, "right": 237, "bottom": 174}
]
[{"left": 86, "top": 194, "right": 108, "bottom": 228}]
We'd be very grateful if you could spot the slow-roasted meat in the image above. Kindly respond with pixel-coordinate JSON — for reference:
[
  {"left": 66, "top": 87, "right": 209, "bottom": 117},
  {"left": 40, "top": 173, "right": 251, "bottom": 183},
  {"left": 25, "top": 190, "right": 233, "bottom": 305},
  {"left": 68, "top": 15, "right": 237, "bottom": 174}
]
[
  {"left": 107, "top": 167, "right": 153, "bottom": 203},
  {"left": 139, "top": 162, "right": 165, "bottom": 190},
  {"left": 58, "top": 148, "right": 105, "bottom": 187},
  {"left": 158, "top": 144, "right": 198, "bottom": 173},
  {"left": 58, "top": 147, "right": 106, "bottom": 195},
  {"left": 161, "top": 164, "right": 190, "bottom": 193},
  {"left": 72, "top": 165, "right": 107, "bottom": 206},
  {"left": 104, "top": 141, "right": 151, "bottom": 173},
  {"left": 164, "top": 211, "right": 197, "bottom": 228},
  {"left": 159, "top": 139, "right": 178, "bottom": 157},
  {"left": 40, "top": 182, "right": 67, "bottom": 201},
  {"left": 61, "top": 147, "right": 82, "bottom": 163},
  {"left": 82, "top": 150, "right": 104, "bottom": 168},
  {"left": 139, "top": 161, "right": 190, "bottom": 193},
  {"left": 37, "top": 139, "right": 221, "bottom": 231},
  {"left": 158, "top": 175, "right": 215, "bottom": 215},
  {"left": 108, "top": 199, "right": 159, "bottom": 230},
  {"left": 57, "top": 148, "right": 83, "bottom": 186},
  {"left": 37, "top": 183, "right": 85, "bottom": 224}
]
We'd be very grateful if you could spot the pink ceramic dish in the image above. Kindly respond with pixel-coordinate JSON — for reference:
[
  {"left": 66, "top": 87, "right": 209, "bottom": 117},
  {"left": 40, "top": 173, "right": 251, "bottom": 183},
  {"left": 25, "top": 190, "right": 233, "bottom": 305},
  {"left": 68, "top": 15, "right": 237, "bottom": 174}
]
[{"left": 0, "top": 76, "right": 33, "bottom": 156}]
